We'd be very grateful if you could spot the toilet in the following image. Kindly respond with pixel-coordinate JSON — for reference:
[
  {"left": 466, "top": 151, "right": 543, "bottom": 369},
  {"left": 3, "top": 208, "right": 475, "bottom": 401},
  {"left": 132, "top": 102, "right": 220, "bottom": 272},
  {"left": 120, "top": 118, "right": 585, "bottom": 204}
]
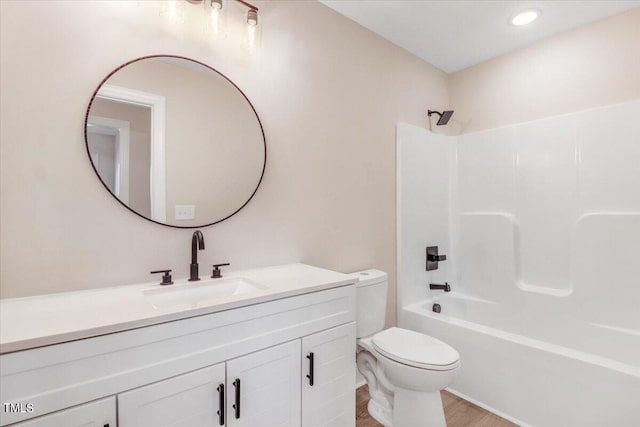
[{"left": 354, "top": 269, "right": 460, "bottom": 427}]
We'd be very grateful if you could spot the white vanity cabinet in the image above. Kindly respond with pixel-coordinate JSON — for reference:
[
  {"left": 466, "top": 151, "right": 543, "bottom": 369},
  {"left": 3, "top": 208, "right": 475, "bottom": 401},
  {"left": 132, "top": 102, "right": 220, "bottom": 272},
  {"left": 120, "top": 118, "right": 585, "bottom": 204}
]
[
  {"left": 118, "top": 341, "right": 303, "bottom": 427},
  {"left": 226, "top": 340, "right": 301, "bottom": 426},
  {"left": 11, "top": 397, "right": 116, "bottom": 427},
  {"left": 301, "top": 323, "right": 356, "bottom": 427},
  {"left": 1, "top": 283, "right": 356, "bottom": 427},
  {"left": 118, "top": 363, "right": 226, "bottom": 427},
  {"left": 117, "top": 329, "right": 352, "bottom": 427}
]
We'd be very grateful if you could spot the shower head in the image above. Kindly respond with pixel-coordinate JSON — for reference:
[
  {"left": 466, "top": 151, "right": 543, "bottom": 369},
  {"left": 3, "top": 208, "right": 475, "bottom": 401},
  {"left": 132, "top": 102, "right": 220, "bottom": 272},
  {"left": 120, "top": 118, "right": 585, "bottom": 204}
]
[{"left": 428, "top": 109, "right": 454, "bottom": 126}]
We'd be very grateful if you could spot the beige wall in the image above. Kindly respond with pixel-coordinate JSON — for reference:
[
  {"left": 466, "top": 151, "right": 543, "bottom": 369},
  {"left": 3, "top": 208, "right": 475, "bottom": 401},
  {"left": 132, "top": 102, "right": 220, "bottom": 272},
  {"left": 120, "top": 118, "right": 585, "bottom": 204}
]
[
  {"left": 90, "top": 99, "right": 152, "bottom": 218},
  {"left": 449, "top": 8, "right": 640, "bottom": 134},
  {"left": 0, "top": 0, "right": 448, "bottom": 327},
  {"left": 2, "top": 1, "right": 637, "bottom": 328}
]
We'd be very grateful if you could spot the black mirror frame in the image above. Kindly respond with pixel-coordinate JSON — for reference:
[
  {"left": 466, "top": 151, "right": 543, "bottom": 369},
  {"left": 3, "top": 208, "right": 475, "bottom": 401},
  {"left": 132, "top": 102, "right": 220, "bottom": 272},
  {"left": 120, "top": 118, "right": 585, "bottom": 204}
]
[{"left": 84, "top": 55, "right": 266, "bottom": 229}]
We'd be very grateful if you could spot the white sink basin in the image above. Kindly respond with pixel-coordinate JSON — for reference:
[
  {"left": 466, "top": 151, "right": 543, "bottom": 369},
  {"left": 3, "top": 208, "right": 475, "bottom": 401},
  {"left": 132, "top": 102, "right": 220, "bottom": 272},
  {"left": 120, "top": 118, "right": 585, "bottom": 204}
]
[{"left": 143, "top": 277, "right": 267, "bottom": 308}]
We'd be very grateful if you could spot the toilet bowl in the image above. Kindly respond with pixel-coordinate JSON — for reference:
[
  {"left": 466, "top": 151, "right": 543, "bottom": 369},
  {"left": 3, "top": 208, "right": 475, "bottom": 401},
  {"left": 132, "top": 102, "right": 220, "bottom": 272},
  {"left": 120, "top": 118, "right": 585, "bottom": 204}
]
[{"left": 353, "top": 270, "right": 460, "bottom": 427}]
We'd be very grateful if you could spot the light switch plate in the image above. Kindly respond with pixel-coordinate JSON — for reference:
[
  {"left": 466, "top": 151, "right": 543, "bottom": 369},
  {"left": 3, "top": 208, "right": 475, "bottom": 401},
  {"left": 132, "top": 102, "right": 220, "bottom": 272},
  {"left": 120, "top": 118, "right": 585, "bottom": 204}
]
[{"left": 175, "top": 205, "right": 195, "bottom": 220}]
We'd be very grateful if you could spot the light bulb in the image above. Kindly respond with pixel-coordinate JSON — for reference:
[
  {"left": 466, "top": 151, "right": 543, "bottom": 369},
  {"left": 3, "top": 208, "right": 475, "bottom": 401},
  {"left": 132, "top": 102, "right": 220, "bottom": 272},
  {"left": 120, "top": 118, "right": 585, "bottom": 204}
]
[
  {"left": 210, "top": 6, "right": 220, "bottom": 35},
  {"left": 247, "top": 9, "right": 258, "bottom": 27}
]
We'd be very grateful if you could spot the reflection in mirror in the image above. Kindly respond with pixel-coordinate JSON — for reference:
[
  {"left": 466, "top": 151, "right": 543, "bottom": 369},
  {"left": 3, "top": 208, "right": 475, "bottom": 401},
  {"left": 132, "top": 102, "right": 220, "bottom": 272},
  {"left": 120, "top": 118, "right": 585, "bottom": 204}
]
[
  {"left": 85, "top": 56, "right": 265, "bottom": 228},
  {"left": 88, "top": 101, "right": 147, "bottom": 216}
]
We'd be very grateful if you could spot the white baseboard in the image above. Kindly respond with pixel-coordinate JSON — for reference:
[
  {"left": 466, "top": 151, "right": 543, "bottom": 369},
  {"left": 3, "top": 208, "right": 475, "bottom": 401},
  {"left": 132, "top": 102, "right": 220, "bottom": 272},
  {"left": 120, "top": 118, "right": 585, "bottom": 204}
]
[{"left": 445, "top": 387, "right": 531, "bottom": 427}]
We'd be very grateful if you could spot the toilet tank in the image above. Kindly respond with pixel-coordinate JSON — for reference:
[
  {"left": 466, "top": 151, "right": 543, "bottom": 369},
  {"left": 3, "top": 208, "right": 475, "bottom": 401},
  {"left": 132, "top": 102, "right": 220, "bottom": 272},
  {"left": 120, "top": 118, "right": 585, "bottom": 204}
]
[{"left": 352, "top": 269, "right": 388, "bottom": 338}]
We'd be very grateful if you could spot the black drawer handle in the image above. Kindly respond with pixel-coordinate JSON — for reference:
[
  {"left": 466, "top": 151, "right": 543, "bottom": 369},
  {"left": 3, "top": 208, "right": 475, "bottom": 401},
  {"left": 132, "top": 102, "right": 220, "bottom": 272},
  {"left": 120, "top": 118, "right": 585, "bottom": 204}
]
[
  {"left": 232, "top": 378, "right": 241, "bottom": 419},
  {"left": 306, "top": 352, "right": 315, "bottom": 386},
  {"left": 216, "top": 384, "right": 225, "bottom": 425}
]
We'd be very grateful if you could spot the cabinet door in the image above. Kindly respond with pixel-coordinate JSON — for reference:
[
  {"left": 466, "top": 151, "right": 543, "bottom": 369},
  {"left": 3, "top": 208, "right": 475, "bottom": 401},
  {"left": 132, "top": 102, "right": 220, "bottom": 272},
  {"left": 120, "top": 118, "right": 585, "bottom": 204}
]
[
  {"left": 226, "top": 340, "right": 301, "bottom": 427},
  {"left": 12, "top": 397, "right": 116, "bottom": 427},
  {"left": 118, "top": 363, "right": 226, "bottom": 427},
  {"left": 301, "top": 322, "right": 356, "bottom": 427}
]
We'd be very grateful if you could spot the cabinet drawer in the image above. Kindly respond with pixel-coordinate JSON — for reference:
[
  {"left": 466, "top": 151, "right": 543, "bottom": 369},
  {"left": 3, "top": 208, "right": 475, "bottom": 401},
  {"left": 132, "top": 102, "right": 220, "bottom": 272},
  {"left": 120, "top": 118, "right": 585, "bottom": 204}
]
[{"left": 11, "top": 397, "right": 115, "bottom": 427}]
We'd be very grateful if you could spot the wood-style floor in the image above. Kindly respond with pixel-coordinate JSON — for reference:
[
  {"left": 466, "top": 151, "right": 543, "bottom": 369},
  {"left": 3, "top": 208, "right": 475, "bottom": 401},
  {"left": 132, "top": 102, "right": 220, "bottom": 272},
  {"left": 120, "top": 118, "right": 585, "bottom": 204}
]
[{"left": 356, "top": 385, "right": 518, "bottom": 427}]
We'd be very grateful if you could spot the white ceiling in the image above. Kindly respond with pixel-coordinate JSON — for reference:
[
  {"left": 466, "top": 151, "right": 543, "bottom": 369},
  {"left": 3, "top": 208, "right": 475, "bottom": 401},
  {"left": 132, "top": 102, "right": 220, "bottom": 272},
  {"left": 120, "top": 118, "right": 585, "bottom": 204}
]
[{"left": 319, "top": 0, "right": 640, "bottom": 73}]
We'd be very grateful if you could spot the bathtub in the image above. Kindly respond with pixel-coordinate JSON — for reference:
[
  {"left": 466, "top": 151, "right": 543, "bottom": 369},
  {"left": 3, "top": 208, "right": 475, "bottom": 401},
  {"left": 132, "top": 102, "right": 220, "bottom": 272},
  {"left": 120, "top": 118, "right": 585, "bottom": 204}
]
[{"left": 400, "top": 293, "right": 640, "bottom": 427}]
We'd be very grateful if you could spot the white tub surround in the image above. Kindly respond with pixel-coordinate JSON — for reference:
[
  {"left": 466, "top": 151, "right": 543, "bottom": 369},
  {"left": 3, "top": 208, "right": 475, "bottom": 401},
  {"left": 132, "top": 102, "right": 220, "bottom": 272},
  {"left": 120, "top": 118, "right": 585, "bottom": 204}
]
[
  {"left": 0, "top": 264, "right": 356, "bottom": 426},
  {"left": 396, "top": 100, "right": 640, "bottom": 427}
]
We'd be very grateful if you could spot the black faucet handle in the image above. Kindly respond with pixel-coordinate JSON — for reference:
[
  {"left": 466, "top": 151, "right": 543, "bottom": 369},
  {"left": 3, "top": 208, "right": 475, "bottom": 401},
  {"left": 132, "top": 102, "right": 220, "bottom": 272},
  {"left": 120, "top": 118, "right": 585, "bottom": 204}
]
[
  {"left": 211, "top": 263, "right": 230, "bottom": 279},
  {"left": 426, "top": 246, "right": 447, "bottom": 271},
  {"left": 150, "top": 269, "right": 174, "bottom": 286}
]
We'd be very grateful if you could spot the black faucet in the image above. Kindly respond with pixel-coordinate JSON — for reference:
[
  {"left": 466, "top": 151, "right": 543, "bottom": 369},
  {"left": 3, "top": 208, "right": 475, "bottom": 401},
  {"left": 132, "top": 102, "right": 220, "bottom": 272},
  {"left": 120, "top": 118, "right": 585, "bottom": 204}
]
[
  {"left": 189, "top": 230, "right": 205, "bottom": 281},
  {"left": 430, "top": 282, "right": 451, "bottom": 292}
]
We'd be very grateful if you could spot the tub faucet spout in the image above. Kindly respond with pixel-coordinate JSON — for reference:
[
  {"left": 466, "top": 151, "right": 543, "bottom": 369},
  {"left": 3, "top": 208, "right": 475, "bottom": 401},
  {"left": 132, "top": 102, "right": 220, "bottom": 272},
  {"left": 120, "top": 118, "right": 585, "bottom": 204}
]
[{"left": 430, "top": 282, "right": 451, "bottom": 292}]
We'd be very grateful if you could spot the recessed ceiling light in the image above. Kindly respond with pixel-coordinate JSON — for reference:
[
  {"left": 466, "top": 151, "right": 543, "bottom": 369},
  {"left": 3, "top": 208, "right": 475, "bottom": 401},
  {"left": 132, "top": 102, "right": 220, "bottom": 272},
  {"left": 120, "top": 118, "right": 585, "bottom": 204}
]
[{"left": 510, "top": 9, "right": 540, "bottom": 26}]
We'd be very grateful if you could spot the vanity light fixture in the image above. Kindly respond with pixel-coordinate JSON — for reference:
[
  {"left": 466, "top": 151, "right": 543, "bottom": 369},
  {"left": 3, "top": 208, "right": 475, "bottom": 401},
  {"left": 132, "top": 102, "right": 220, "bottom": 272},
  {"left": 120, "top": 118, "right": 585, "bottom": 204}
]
[
  {"left": 196, "top": 0, "right": 258, "bottom": 27},
  {"left": 184, "top": 0, "right": 259, "bottom": 47},
  {"left": 510, "top": 9, "right": 540, "bottom": 26},
  {"left": 236, "top": 0, "right": 258, "bottom": 27}
]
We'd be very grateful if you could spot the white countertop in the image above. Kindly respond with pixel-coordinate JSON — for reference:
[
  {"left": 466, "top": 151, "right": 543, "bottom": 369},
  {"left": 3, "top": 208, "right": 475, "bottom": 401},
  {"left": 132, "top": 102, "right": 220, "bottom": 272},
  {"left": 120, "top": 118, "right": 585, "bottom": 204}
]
[{"left": 0, "top": 263, "right": 357, "bottom": 354}]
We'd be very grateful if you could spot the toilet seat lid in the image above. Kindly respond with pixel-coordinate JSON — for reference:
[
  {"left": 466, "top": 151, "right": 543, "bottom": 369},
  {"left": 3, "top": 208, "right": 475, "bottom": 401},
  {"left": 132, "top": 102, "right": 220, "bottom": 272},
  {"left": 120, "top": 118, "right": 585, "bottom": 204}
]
[{"left": 372, "top": 327, "right": 459, "bottom": 370}]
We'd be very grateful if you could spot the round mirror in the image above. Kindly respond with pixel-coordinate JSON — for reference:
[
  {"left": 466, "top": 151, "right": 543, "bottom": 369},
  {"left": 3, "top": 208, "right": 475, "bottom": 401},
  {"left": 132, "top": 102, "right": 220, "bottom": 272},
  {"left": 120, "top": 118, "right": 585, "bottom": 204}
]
[{"left": 85, "top": 55, "right": 266, "bottom": 228}]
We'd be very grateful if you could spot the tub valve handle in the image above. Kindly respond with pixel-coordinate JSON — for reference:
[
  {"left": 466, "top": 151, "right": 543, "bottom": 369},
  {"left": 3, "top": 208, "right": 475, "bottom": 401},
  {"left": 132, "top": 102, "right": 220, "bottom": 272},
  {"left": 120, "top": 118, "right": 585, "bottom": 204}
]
[{"left": 426, "top": 246, "right": 447, "bottom": 271}]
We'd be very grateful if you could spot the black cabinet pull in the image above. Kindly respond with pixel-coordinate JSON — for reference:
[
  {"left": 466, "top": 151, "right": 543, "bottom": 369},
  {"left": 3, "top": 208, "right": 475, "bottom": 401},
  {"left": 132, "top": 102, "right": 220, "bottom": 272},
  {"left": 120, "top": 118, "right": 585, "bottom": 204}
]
[
  {"left": 232, "top": 378, "right": 241, "bottom": 419},
  {"left": 216, "top": 384, "right": 225, "bottom": 425},
  {"left": 306, "top": 352, "right": 315, "bottom": 386}
]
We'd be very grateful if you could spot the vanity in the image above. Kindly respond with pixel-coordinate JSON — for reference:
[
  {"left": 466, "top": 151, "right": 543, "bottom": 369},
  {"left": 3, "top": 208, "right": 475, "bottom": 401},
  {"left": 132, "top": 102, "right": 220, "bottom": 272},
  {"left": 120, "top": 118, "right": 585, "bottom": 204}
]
[
  {"left": 0, "top": 264, "right": 357, "bottom": 426},
  {"left": 1, "top": 51, "right": 358, "bottom": 426}
]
